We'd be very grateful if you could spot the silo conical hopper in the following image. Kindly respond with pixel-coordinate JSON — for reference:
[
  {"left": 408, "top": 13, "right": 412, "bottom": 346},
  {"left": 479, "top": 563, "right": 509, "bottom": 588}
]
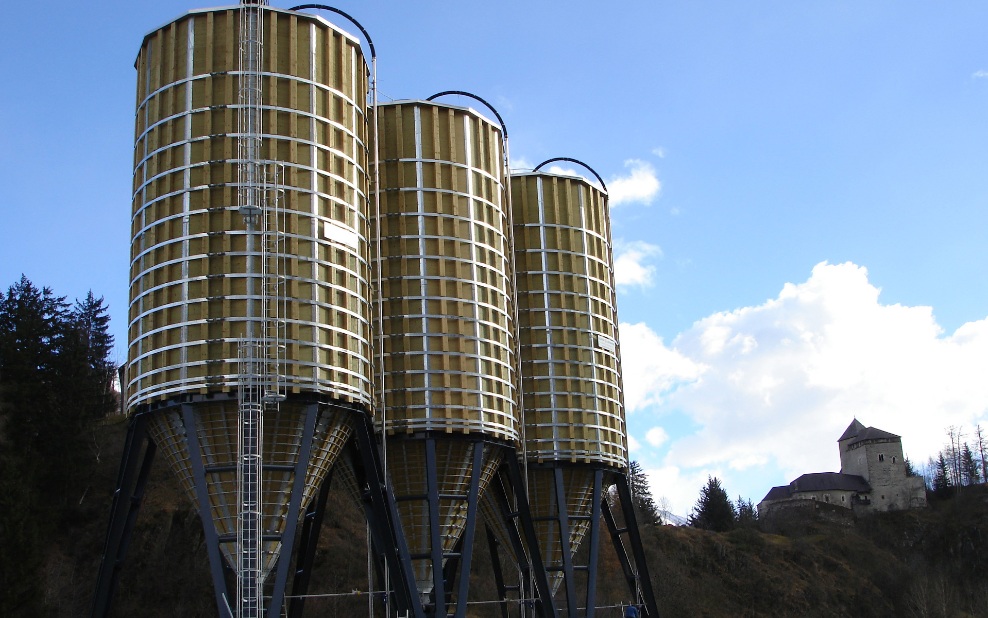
[
  {"left": 510, "top": 169, "right": 629, "bottom": 602},
  {"left": 373, "top": 100, "right": 520, "bottom": 605},
  {"left": 127, "top": 4, "right": 372, "bottom": 601}
]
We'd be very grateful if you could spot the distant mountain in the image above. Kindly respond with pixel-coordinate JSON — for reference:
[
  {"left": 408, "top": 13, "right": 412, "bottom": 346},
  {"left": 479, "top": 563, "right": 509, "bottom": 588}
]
[{"left": 658, "top": 509, "right": 688, "bottom": 526}]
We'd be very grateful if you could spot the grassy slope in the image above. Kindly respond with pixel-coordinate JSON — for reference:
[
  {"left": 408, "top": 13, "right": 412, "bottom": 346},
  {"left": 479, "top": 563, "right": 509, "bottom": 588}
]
[{"left": 18, "top": 418, "right": 988, "bottom": 617}]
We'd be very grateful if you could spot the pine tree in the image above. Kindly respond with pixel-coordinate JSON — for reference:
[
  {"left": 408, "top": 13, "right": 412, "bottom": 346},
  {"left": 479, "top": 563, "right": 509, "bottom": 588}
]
[
  {"left": 689, "top": 476, "right": 736, "bottom": 532},
  {"left": 736, "top": 496, "right": 758, "bottom": 527},
  {"left": 960, "top": 443, "right": 979, "bottom": 487},
  {"left": 932, "top": 452, "right": 952, "bottom": 497},
  {"left": 629, "top": 460, "right": 661, "bottom": 525},
  {"left": 0, "top": 277, "right": 116, "bottom": 613}
]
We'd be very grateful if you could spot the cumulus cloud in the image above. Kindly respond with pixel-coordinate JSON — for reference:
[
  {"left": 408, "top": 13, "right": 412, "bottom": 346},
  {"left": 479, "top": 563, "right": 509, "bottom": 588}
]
[
  {"left": 646, "top": 427, "right": 669, "bottom": 447},
  {"left": 510, "top": 156, "right": 534, "bottom": 172},
  {"left": 626, "top": 261, "right": 988, "bottom": 516},
  {"left": 608, "top": 159, "right": 661, "bottom": 206},
  {"left": 619, "top": 321, "right": 703, "bottom": 412},
  {"left": 613, "top": 240, "right": 663, "bottom": 289}
]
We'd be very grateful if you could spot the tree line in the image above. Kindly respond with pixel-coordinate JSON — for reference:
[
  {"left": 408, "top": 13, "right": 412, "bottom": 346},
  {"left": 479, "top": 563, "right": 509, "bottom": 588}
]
[
  {"left": 627, "top": 462, "right": 757, "bottom": 532},
  {"left": 923, "top": 424, "right": 987, "bottom": 496},
  {"left": 0, "top": 275, "right": 117, "bottom": 613}
]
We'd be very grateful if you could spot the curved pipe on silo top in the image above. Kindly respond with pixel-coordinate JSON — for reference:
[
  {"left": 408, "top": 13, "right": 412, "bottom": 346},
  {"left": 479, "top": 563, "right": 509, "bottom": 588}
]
[
  {"left": 510, "top": 165, "right": 630, "bottom": 599},
  {"left": 372, "top": 99, "right": 520, "bottom": 604},
  {"left": 127, "top": 4, "right": 372, "bottom": 592}
]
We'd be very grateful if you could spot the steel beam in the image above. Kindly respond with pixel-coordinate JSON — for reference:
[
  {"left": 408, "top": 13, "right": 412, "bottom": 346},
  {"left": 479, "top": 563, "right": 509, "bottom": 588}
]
[{"left": 91, "top": 412, "right": 156, "bottom": 618}]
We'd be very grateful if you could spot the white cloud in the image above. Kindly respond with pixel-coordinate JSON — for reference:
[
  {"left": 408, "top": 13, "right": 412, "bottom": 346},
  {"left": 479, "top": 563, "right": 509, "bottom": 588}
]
[
  {"left": 608, "top": 159, "right": 661, "bottom": 206},
  {"left": 619, "top": 321, "right": 703, "bottom": 412},
  {"left": 614, "top": 240, "right": 663, "bottom": 289},
  {"left": 645, "top": 426, "right": 669, "bottom": 447},
  {"left": 973, "top": 70, "right": 988, "bottom": 79},
  {"left": 627, "top": 434, "right": 641, "bottom": 453},
  {"left": 624, "top": 261, "right": 988, "bottom": 516},
  {"left": 651, "top": 147, "right": 666, "bottom": 158},
  {"left": 510, "top": 156, "right": 534, "bottom": 172}
]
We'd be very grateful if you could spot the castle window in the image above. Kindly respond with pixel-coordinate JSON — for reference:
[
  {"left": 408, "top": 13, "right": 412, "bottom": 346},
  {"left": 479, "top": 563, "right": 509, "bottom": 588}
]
[
  {"left": 841, "top": 495, "right": 845, "bottom": 503},
  {"left": 878, "top": 453, "right": 885, "bottom": 462},
  {"left": 892, "top": 456, "right": 897, "bottom": 464}
]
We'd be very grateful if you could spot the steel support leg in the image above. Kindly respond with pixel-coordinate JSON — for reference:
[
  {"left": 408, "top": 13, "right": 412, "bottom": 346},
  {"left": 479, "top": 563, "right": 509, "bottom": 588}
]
[
  {"left": 451, "top": 441, "right": 484, "bottom": 617},
  {"left": 584, "top": 470, "right": 603, "bottom": 618},
  {"left": 424, "top": 437, "right": 447, "bottom": 616},
  {"left": 91, "top": 413, "right": 156, "bottom": 618},
  {"left": 553, "top": 467, "right": 578, "bottom": 618},
  {"left": 502, "top": 457, "right": 557, "bottom": 618},
  {"left": 267, "top": 403, "right": 319, "bottom": 616},
  {"left": 351, "top": 410, "right": 424, "bottom": 618},
  {"left": 287, "top": 465, "right": 333, "bottom": 618},
  {"left": 604, "top": 474, "right": 660, "bottom": 618},
  {"left": 183, "top": 404, "right": 234, "bottom": 618},
  {"left": 485, "top": 525, "right": 512, "bottom": 618}
]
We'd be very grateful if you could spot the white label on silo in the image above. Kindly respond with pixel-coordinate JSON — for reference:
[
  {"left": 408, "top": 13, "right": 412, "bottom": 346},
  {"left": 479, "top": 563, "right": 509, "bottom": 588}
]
[
  {"left": 323, "top": 221, "right": 359, "bottom": 249},
  {"left": 597, "top": 334, "right": 617, "bottom": 352}
]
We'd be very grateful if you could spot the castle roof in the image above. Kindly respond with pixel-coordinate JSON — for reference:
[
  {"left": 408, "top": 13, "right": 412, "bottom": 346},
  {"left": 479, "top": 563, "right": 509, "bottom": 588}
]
[
  {"left": 759, "top": 472, "right": 871, "bottom": 504},
  {"left": 791, "top": 472, "right": 870, "bottom": 493},
  {"left": 838, "top": 419, "right": 900, "bottom": 447},
  {"left": 838, "top": 418, "right": 866, "bottom": 442},
  {"left": 760, "top": 485, "right": 793, "bottom": 503}
]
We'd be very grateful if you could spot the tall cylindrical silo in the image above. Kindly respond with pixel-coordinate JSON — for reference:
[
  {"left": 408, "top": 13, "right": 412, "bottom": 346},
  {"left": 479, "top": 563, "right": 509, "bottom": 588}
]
[
  {"left": 128, "top": 4, "right": 371, "bottom": 584},
  {"left": 373, "top": 100, "right": 519, "bottom": 598},
  {"left": 511, "top": 170, "right": 628, "bottom": 595}
]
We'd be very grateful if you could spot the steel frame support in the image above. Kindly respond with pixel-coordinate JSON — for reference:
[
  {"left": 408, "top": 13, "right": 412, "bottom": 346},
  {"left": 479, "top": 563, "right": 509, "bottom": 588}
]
[
  {"left": 453, "top": 441, "right": 484, "bottom": 616},
  {"left": 267, "top": 403, "right": 319, "bottom": 616},
  {"left": 533, "top": 465, "right": 610, "bottom": 618},
  {"left": 600, "top": 473, "right": 660, "bottom": 618},
  {"left": 183, "top": 403, "right": 235, "bottom": 618},
  {"left": 485, "top": 525, "right": 512, "bottom": 618},
  {"left": 551, "top": 468, "right": 578, "bottom": 618},
  {"left": 286, "top": 465, "right": 333, "bottom": 618},
  {"left": 584, "top": 469, "right": 603, "bottom": 618},
  {"left": 496, "top": 456, "right": 558, "bottom": 618},
  {"left": 91, "top": 412, "right": 157, "bottom": 618},
  {"left": 349, "top": 409, "right": 424, "bottom": 618},
  {"left": 424, "top": 438, "right": 447, "bottom": 614}
]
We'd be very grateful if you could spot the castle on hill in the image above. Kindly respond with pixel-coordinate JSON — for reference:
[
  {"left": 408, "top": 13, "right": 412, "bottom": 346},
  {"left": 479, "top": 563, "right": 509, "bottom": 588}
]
[{"left": 759, "top": 419, "right": 927, "bottom": 516}]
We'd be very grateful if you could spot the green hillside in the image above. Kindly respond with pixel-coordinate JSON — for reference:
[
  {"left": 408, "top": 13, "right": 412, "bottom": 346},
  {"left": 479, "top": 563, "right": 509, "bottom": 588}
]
[{"left": 3, "top": 417, "right": 986, "bottom": 617}]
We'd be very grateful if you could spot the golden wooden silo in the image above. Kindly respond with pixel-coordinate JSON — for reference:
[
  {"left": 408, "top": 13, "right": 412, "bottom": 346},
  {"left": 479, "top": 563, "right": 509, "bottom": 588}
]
[
  {"left": 373, "top": 99, "right": 519, "bottom": 597},
  {"left": 511, "top": 170, "right": 628, "bottom": 596},
  {"left": 127, "top": 4, "right": 371, "bottom": 583}
]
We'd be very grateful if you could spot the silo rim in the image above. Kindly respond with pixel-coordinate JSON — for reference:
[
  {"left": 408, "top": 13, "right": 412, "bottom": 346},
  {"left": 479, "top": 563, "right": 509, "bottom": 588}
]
[
  {"left": 378, "top": 99, "right": 503, "bottom": 136},
  {"left": 135, "top": 4, "right": 363, "bottom": 67},
  {"left": 510, "top": 169, "right": 608, "bottom": 195}
]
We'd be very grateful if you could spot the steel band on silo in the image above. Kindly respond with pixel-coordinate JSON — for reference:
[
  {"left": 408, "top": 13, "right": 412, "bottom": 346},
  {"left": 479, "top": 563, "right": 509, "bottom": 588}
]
[
  {"left": 129, "top": 7, "right": 372, "bottom": 408},
  {"left": 127, "top": 6, "right": 371, "bottom": 578},
  {"left": 375, "top": 101, "right": 518, "bottom": 442},
  {"left": 511, "top": 171, "right": 627, "bottom": 467}
]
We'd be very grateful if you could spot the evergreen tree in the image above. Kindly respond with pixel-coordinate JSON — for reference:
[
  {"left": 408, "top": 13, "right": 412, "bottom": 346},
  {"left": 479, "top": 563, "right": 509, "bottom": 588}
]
[
  {"left": 960, "top": 443, "right": 979, "bottom": 487},
  {"left": 932, "top": 452, "right": 952, "bottom": 497},
  {"left": 629, "top": 460, "right": 661, "bottom": 525},
  {"left": 736, "top": 496, "right": 758, "bottom": 527},
  {"left": 0, "top": 277, "right": 116, "bottom": 613},
  {"left": 689, "top": 476, "right": 736, "bottom": 532}
]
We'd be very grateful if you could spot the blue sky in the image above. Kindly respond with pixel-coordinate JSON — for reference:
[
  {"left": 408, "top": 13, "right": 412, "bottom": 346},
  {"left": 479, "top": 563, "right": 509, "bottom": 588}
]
[{"left": 2, "top": 1, "right": 987, "bottom": 516}]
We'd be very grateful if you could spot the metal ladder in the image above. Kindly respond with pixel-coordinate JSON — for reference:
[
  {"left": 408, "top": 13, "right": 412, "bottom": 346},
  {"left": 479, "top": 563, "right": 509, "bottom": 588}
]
[{"left": 236, "top": 1, "right": 267, "bottom": 617}]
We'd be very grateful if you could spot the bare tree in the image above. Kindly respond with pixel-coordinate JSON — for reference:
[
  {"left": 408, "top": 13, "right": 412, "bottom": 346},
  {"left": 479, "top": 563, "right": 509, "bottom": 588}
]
[{"left": 976, "top": 425, "right": 987, "bottom": 484}]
